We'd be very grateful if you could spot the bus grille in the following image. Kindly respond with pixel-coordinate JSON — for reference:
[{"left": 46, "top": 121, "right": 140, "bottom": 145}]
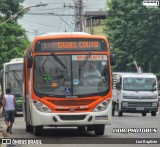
[
  {"left": 59, "top": 115, "right": 86, "bottom": 121},
  {"left": 48, "top": 99, "right": 97, "bottom": 106}
]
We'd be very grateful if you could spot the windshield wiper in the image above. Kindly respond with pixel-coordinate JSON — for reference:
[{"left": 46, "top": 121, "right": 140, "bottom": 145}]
[
  {"left": 79, "top": 52, "right": 92, "bottom": 78},
  {"left": 51, "top": 52, "right": 67, "bottom": 70},
  {"left": 12, "top": 71, "right": 22, "bottom": 86}
]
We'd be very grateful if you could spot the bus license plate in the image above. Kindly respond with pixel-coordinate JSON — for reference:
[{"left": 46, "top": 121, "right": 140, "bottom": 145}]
[{"left": 136, "top": 107, "right": 144, "bottom": 110}]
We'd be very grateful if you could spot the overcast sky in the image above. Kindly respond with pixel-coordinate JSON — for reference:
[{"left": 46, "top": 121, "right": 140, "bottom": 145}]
[{"left": 18, "top": 0, "right": 107, "bottom": 41}]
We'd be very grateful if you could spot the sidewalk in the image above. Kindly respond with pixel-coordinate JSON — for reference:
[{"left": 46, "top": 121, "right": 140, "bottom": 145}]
[
  {"left": 0, "top": 108, "right": 7, "bottom": 147},
  {"left": 0, "top": 108, "right": 5, "bottom": 139}
]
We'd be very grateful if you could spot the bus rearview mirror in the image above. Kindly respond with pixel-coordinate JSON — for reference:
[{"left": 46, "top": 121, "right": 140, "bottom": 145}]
[
  {"left": 27, "top": 52, "right": 33, "bottom": 68},
  {"left": 110, "top": 53, "right": 116, "bottom": 66}
]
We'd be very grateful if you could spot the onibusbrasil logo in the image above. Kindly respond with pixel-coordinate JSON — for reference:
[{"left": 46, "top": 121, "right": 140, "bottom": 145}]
[{"left": 143, "top": 0, "right": 159, "bottom": 8}]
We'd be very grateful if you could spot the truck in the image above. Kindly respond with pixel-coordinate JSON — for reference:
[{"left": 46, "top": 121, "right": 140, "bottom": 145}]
[{"left": 112, "top": 72, "right": 159, "bottom": 117}]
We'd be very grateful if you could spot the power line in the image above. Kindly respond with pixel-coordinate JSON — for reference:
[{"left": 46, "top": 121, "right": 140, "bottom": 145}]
[
  {"left": 31, "top": 7, "right": 64, "bottom": 12},
  {"left": 49, "top": 13, "right": 74, "bottom": 31},
  {"left": 63, "top": 0, "right": 84, "bottom": 32},
  {"left": 27, "top": 13, "right": 75, "bottom": 16},
  {"left": 19, "top": 18, "right": 59, "bottom": 29},
  {"left": 58, "top": 7, "right": 65, "bottom": 32},
  {"left": 64, "top": 7, "right": 71, "bottom": 31}
]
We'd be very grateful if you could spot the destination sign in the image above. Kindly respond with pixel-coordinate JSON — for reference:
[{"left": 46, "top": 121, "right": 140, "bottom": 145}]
[
  {"left": 43, "top": 41, "right": 99, "bottom": 49},
  {"left": 7, "top": 64, "right": 23, "bottom": 71},
  {"left": 72, "top": 55, "right": 107, "bottom": 61},
  {"left": 35, "top": 39, "right": 108, "bottom": 52}
]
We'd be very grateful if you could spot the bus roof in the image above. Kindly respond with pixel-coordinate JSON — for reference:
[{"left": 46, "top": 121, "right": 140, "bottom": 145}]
[
  {"left": 113, "top": 72, "right": 156, "bottom": 78},
  {"left": 40, "top": 32, "right": 91, "bottom": 37},
  {"left": 3, "top": 58, "right": 23, "bottom": 66},
  {"left": 33, "top": 32, "right": 107, "bottom": 42},
  {"left": 10, "top": 58, "right": 23, "bottom": 62}
]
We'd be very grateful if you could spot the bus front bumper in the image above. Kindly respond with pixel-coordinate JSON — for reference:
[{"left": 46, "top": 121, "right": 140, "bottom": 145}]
[{"left": 31, "top": 103, "right": 112, "bottom": 126}]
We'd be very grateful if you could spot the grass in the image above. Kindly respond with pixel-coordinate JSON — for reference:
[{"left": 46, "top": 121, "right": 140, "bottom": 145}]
[{"left": 84, "top": 25, "right": 106, "bottom": 36}]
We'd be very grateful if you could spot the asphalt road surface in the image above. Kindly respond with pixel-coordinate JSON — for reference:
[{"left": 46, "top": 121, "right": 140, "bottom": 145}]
[{"left": 1, "top": 110, "right": 160, "bottom": 147}]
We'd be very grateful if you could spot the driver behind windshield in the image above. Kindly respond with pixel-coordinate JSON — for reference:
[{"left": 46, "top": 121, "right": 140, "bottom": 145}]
[{"left": 83, "top": 61, "right": 101, "bottom": 78}]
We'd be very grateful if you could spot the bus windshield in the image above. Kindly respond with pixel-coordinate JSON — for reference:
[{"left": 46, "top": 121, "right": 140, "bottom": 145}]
[
  {"left": 34, "top": 55, "right": 109, "bottom": 97},
  {"left": 5, "top": 64, "right": 23, "bottom": 96},
  {"left": 123, "top": 77, "right": 156, "bottom": 91}
]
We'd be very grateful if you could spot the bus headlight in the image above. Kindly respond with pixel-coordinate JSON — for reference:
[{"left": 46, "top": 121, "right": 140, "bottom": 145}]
[
  {"left": 93, "top": 100, "right": 110, "bottom": 112},
  {"left": 33, "top": 100, "right": 52, "bottom": 113}
]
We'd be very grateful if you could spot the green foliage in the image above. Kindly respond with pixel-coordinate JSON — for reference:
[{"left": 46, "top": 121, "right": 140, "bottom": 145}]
[
  {"left": 104, "top": 0, "right": 160, "bottom": 74},
  {"left": 156, "top": 73, "right": 160, "bottom": 81},
  {"left": 0, "top": 0, "right": 24, "bottom": 18},
  {"left": 0, "top": 0, "right": 30, "bottom": 70}
]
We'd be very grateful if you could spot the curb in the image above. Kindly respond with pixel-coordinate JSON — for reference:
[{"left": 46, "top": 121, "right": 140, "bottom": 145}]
[
  {"left": 0, "top": 117, "right": 5, "bottom": 139},
  {"left": 0, "top": 109, "right": 7, "bottom": 139},
  {"left": 0, "top": 110, "right": 7, "bottom": 147}
]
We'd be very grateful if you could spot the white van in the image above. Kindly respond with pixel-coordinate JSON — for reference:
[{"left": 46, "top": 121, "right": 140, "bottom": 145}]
[{"left": 112, "top": 72, "right": 159, "bottom": 117}]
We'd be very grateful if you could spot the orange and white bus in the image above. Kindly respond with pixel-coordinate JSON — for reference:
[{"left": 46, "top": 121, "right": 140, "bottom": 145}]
[{"left": 23, "top": 32, "right": 116, "bottom": 136}]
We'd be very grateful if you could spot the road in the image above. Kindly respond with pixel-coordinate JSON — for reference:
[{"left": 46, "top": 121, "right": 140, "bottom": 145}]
[{"left": 1, "top": 110, "right": 160, "bottom": 146}]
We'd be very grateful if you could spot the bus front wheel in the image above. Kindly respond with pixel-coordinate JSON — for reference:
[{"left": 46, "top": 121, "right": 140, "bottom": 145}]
[
  {"left": 26, "top": 124, "right": 33, "bottom": 132},
  {"left": 94, "top": 125, "right": 105, "bottom": 136},
  {"left": 118, "top": 110, "right": 123, "bottom": 117},
  {"left": 33, "top": 126, "right": 43, "bottom": 136}
]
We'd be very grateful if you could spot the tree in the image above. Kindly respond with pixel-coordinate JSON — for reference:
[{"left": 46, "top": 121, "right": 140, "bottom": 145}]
[
  {"left": 0, "top": 0, "right": 30, "bottom": 70},
  {"left": 104, "top": 0, "right": 160, "bottom": 73}
]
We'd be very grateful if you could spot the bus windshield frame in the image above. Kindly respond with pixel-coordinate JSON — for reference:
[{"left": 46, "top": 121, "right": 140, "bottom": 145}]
[
  {"left": 5, "top": 63, "right": 23, "bottom": 97},
  {"left": 33, "top": 54, "right": 110, "bottom": 98}
]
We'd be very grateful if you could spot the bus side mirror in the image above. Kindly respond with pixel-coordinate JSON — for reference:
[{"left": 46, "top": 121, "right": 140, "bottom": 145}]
[
  {"left": 27, "top": 52, "right": 33, "bottom": 68},
  {"left": 110, "top": 53, "right": 116, "bottom": 66}
]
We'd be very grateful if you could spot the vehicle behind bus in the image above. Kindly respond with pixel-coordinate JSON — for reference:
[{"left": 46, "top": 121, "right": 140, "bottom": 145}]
[
  {"left": 2, "top": 58, "right": 23, "bottom": 113},
  {"left": 23, "top": 32, "right": 116, "bottom": 136},
  {"left": 112, "top": 72, "right": 159, "bottom": 117}
]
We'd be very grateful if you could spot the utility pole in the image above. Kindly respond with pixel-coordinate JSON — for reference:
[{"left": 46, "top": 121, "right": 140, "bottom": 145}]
[
  {"left": 74, "top": 0, "right": 83, "bottom": 32},
  {"left": 79, "top": 0, "right": 83, "bottom": 32},
  {"left": 62, "top": 0, "right": 84, "bottom": 32}
]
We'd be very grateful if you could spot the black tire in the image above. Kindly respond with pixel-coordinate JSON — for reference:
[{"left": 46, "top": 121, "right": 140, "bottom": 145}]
[
  {"left": 94, "top": 125, "right": 105, "bottom": 136},
  {"left": 77, "top": 126, "right": 86, "bottom": 131},
  {"left": 33, "top": 126, "right": 43, "bottom": 136},
  {"left": 118, "top": 110, "right": 123, "bottom": 117},
  {"left": 142, "top": 112, "right": 147, "bottom": 116},
  {"left": 117, "top": 103, "right": 123, "bottom": 117},
  {"left": 112, "top": 103, "right": 116, "bottom": 116},
  {"left": 151, "top": 111, "right": 156, "bottom": 116},
  {"left": 26, "top": 124, "right": 33, "bottom": 132}
]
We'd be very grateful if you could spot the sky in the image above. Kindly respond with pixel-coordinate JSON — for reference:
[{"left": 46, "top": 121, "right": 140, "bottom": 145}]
[{"left": 18, "top": 0, "right": 107, "bottom": 41}]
